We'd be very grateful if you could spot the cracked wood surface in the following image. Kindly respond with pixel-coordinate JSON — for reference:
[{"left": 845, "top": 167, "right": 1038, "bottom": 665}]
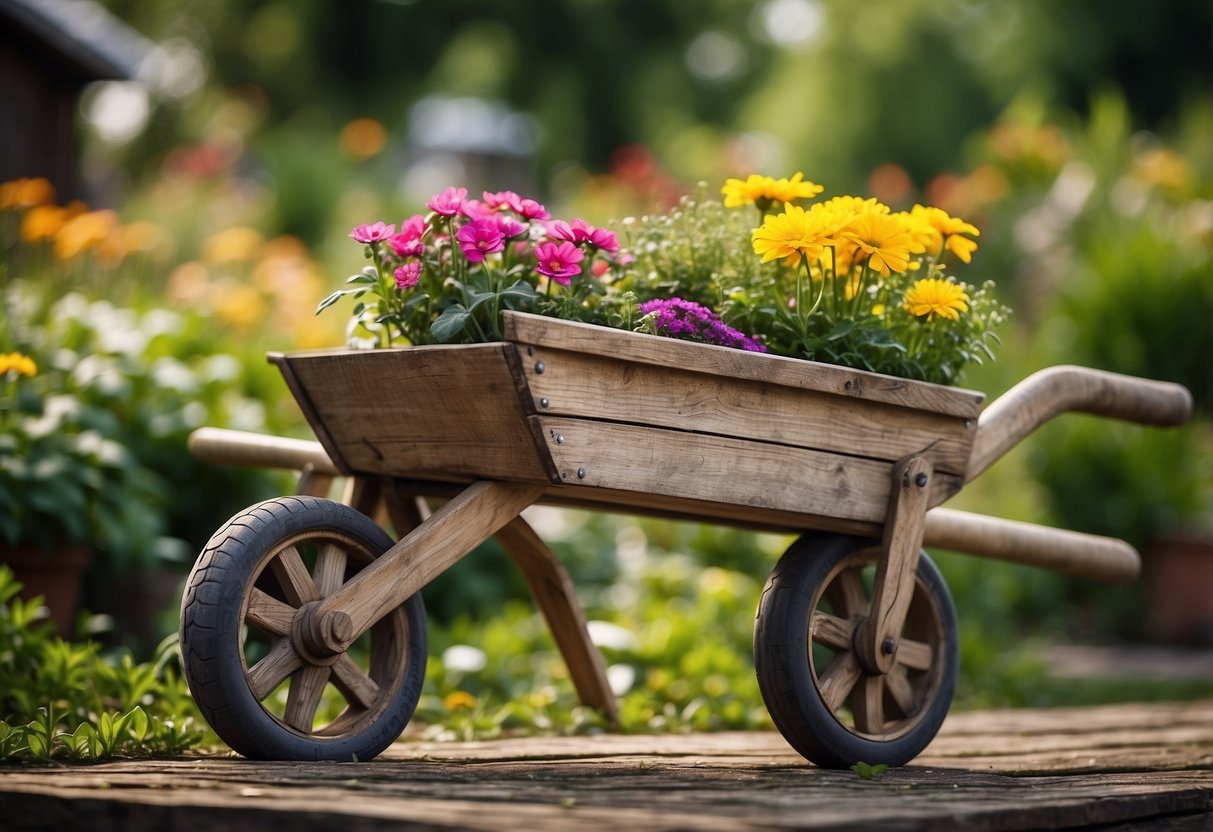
[{"left": 2, "top": 699, "right": 1213, "bottom": 831}]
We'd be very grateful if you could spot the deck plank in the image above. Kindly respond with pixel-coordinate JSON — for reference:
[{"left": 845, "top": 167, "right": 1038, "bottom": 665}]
[{"left": 2, "top": 699, "right": 1212, "bottom": 830}]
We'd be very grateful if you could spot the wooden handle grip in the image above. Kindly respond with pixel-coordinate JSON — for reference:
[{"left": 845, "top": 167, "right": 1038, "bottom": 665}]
[
  {"left": 188, "top": 427, "right": 341, "bottom": 476},
  {"left": 967, "top": 365, "right": 1193, "bottom": 482}
]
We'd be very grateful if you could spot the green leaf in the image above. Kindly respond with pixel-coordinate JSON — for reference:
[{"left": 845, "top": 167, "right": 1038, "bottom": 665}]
[
  {"left": 465, "top": 290, "right": 498, "bottom": 313},
  {"left": 826, "top": 320, "right": 855, "bottom": 341},
  {"left": 430, "top": 305, "right": 472, "bottom": 343},
  {"left": 315, "top": 290, "right": 347, "bottom": 314},
  {"left": 850, "top": 761, "right": 888, "bottom": 780},
  {"left": 126, "top": 706, "right": 149, "bottom": 743}
]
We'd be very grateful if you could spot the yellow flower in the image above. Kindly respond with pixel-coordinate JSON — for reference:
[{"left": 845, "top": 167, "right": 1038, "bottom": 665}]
[
  {"left": 213, "top": 281, "right": 266, "bottom": 331},
  {"left": 54, "top": 210, "right": 119, "bottom": 260},
  {"left": 822, "top": 195, "right": 888, "bottom": 216},
  {"left": 840, "top": 209, "right": 918, "bottom": 275},
  {"left": 752, "top": 202, "right": 852, "bottom": 267},
  {"left": 904, "top": 278, "right": 969, "bottom": 321},
  {"left": 442, "top": 691, "right": 478, "bottom": 711},
  {"left": 21, "top": 204, "right": 68, "bottom": 243},
  {"left": 0, "top": 352, "right": 37, "bottom": 377},
  {"left": 909, "top": 205, "right": 980, "bottom": 263},
  {"left": 0, "top": 177, "right": 55, "bottom": 210},
  {"left": 723, "top": 172, "right": 823, "bottom": 209},
  {"left": 202, "top": 226, "right": 265, "bottom": 265}
]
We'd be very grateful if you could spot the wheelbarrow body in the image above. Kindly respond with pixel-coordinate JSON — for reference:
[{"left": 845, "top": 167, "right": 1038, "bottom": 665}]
[{"left": 179, "top": 311, "right": 1192, "bottom": 767}]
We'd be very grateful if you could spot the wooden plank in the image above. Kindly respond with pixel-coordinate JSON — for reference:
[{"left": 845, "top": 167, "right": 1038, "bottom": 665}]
[
  {"left": 4, "top": 701, "right": 1213, "bottom": 831},
  {"left": 538, "top": 417, "right": 961, "bottom": 525},
  {"left": 504, "top": 310, "right": 985, "bottom": 420},
  {"left": 519, "top": 347, "right": 974, "bottom": 475},
  {"left": 276, "top": 345, "right": 555, "bottom": 484}
]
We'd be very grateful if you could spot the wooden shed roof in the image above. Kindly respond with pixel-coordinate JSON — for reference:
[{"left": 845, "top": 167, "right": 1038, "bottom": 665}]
[{"left": 0, "top": 0, "right": 153, "bottom": 83}]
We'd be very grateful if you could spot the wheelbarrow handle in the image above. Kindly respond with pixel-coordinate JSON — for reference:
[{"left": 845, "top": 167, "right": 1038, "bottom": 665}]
[{"left": 967, "top": 365, "right": 1193, "bottom": 482}]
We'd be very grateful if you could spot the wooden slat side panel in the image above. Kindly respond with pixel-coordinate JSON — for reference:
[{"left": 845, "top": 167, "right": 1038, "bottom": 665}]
[
  {"left": 539, "top": 417, "right": 910, "bottom": 524},
  {"left": 518, "top": 347, "right": 975, "bottom": 475},
  {"left": 503, "top": 311, "right": 984, "bottom": 419},
  {"left": 279, "top": 345, "right": 554, "bottom": 483}
]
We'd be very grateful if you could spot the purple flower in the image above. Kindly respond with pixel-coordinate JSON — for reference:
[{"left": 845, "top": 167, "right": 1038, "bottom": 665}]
[
  {"left": 638, "top": 298, "right": 766, "bottom": 352},
  {"left": 534, "top": 240, "right": 584, "bottom": 285},
  {"left": 455, "top": 217, "right": 506, "bottom": 263},
  {"left": 394, "top": 260, "right": 422, "bottom": 289},
  {"left": 427, "top": 186, "right": 467, "bottom": 217},
  {"left": 349, "top": 221, "right": 395, "bottom": 244}
]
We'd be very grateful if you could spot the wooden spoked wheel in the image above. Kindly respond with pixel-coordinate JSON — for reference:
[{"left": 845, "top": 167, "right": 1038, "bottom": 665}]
[
  {"left": 180, "top": 496, "right": 427, "bottom": 761},
  {"left": 754, "top": 533, "right": 957, "bottom": 768}
]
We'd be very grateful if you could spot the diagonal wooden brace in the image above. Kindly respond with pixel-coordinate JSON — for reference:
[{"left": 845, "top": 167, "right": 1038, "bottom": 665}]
[
  {"left": 301, "top": 480, "right": 543, "bottom": 658},
  {"left": 859, "top": 455, "right": 933, "bottom": 676}
]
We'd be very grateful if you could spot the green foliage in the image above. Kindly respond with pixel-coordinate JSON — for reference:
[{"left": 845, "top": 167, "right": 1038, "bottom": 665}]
[
  {"left": 0, "top": 566, "right": 207, "bottom": 763},
  {"left": 851, "top": 761, "right": 888, "bottom": 780}
]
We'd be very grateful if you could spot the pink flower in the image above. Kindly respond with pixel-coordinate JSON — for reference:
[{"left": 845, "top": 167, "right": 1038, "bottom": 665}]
[
  {"left": 517, "top": 198, "right": 549, "bottom": 220},
  {"left": 495, "top": 214, "right": 526, "bottom": 240},
  {"left": 349, "top": 221, "right": 395, "bottom": 244},
  {"left": 458, "top": 199, "right": 493, "bottom": 220},
  {"left": 388, "top": 214, "right": 428, "bottom": 257},
  {"left": 548, "top": 218, "right": 593, "bottom": 244},
  {"left": 587, "top": 226, "right": 620, "bottom": 255},
  {"left": 483, "top": 190, "right": 524, "bottom": 213},
  {"left": 455, "top": 217, "right": 506, "bottom": 263},
  {"left": 394, "top": 260, "right": 422, "bottom": 289},
  {"left": 427, "top": 186, "right": 467, "bottom": 217},
  {"left": 534, "top": 240, "right": 584, "bottom": 285}
]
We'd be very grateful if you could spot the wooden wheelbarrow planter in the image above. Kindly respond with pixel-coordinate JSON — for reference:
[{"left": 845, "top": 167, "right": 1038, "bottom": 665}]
[{"left": 180, "top": 311, "right": 1192, "bottom": 767}]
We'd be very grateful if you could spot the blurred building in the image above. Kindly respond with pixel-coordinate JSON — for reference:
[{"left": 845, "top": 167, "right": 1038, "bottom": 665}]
[{"left": 0, "top": 0, "right": 151, "bottom": 199}]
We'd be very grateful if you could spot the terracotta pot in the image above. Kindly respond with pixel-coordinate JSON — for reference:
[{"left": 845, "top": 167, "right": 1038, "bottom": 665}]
[
  {"left": 1145, "top": 534, "right": 1213, "bottom": 644},
  {"left": 1, "top": 544, "right": 92, "bottom": 638}
]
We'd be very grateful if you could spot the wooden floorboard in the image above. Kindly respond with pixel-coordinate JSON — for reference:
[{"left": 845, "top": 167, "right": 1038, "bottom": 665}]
[{"left": 2, "top": 699, "right": 1212, "bottom": 830}]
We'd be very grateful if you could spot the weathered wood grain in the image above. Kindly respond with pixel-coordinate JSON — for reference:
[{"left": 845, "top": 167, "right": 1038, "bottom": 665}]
[
  {"left": 503, "top": 310, "right": 985, "bottom": 419},
  {"left": 518, "top": 346, "right": 975, "bottom": 475},
  {"left": 3, "top": 700, "right": 1213, "bottom": 831},
  {"left": 539, "top": 417, "right": 962, "bottom": 525},
  {"left": 273, "top": 345, "right": 555, "bottom": 483}
]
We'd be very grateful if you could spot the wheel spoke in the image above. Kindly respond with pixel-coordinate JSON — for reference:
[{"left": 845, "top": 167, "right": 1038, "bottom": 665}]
[
  {"left": 331, "top": 653, "right": 381, "bottom": 710},
  {"left": 270, "top": 545, "right": 321, "bottom": 606},
  {"left": 810, "top": 610, "right": 855, "bottom": 652},
  {"left": 850, "top": 675, "right": 885, "bottom": 734},
  {"left": 284, "top": 664, "right": 331, "bottom": 732},
  {"left": 246, "top": 588, "right": 296, "bottom": 637},
  {"left": 896, "top": 637, "right": 933, "bottom": 671},
  {"left": 247, "top": 638, "right": 304, "bottom": 701},
  {"left": 884, "top": 670, "right": 917, "bottom": 718},
  {"left": 314, "top": 543, "right": 348, "bottom": 598},
  {"left": 829, "top": 566, "right": 869, "bottom": 619},
  {"left": 817, "top": 649, "right": 863, "bottom": 712}
]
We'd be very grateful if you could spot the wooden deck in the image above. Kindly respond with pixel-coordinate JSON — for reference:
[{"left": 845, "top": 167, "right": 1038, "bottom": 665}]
[{"left": 3, "top": 699, "right": 1213, "bottom": 830}]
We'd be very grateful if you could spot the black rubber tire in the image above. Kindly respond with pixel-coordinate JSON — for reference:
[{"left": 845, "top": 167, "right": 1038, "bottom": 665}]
[
  {"left": 753, "top": 533, "right": 958, "bottom": 768},
  {"left": 179, "top": 496, "right": 427, "bottom": 761}
]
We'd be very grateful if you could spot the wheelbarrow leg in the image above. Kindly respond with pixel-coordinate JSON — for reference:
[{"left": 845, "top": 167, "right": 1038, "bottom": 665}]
[
  {"left": 496, "top": 517, "right": 620, "bottom": 727},
  {"left": 297, "top": 480, "right": 544, "bottom": 660},
  {"left": 858, "top": 456, "right": 934, "bottom": 676}
]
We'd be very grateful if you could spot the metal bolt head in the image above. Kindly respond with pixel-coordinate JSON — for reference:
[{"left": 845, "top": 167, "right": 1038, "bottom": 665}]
[
  {"left": 539, "top": 397, "right": 550, "bottom": 408},
  {"left": 534, "top": 361, "right": 545, "bottom": 374},
  {"left": 555, "top": 434, "right": 564, "bottom": 445},
  {"left": 576, "top": 467, "right": 586, "bottom": 479},
  {"left": 881, "top": 636, "right": 897, "bottom": 655},
  {"left": 914, "top": 472, "right": 929, "bottom": 488}
]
